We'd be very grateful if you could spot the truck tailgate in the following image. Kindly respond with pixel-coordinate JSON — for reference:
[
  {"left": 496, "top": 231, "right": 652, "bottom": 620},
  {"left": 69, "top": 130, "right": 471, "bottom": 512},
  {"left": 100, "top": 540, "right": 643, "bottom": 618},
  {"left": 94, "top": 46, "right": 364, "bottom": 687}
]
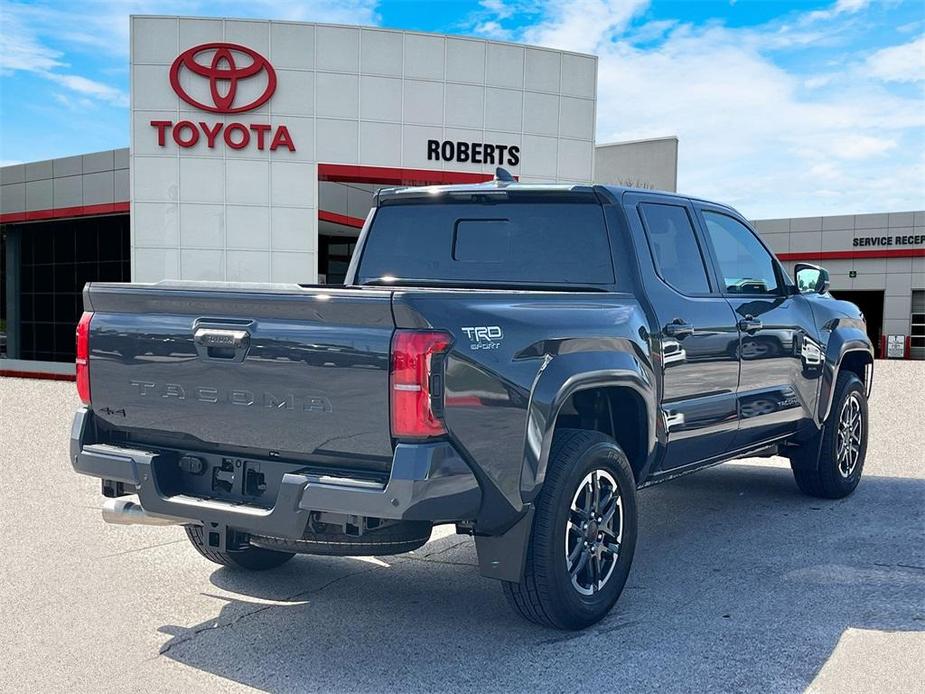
[{"left": 84, "top": 282, "right": 395, "bottom": 465}]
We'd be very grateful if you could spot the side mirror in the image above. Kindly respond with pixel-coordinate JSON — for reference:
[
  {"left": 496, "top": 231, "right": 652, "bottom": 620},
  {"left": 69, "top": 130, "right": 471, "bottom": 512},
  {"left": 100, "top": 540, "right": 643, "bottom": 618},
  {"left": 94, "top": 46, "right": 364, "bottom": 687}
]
[{"left": 794, "top": 263, "right": 830, "bottom": 294}]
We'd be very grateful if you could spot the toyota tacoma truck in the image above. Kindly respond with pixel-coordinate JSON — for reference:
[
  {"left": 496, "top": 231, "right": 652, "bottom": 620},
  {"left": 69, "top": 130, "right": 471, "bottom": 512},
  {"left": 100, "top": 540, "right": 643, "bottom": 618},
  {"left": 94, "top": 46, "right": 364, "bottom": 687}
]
[{"left": 70, "top": 174, "right": 873, "bottom": 630}]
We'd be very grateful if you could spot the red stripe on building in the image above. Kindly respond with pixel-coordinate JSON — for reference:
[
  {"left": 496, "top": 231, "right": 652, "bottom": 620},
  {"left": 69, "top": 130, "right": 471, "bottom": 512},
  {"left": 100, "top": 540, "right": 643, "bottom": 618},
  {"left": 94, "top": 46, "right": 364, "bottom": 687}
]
[
  {"left": 0, "top": 201, "right": 130, "bottom": 224},
  {"left": 318, "top": 210, "right": 366, "bottom": 229},
  {"left": 777, "top": 249, "right": 925, "bottom": 261},
  {"left": 318, "top": 163, "right": 494, "bottom": 186},
  {"left": 0, "top": 369, "right": 76, "bottom": 382}
]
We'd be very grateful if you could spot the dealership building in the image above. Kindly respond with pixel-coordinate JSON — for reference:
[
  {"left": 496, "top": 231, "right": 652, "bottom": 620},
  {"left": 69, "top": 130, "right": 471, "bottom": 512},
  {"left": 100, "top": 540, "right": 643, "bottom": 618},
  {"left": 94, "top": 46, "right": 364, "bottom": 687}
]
[{"left": 1, "top": 15, "right": 922, "bottom": 372}]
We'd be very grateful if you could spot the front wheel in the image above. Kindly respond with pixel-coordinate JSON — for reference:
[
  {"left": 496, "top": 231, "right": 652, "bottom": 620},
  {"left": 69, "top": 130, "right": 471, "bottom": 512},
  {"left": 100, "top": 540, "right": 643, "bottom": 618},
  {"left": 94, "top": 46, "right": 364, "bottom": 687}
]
[
  {"left": 503, "top": 429, "right": 638, "bottom": 630},
  {"left": 790, "top": 371, "right": 868, "bottom": 499}
]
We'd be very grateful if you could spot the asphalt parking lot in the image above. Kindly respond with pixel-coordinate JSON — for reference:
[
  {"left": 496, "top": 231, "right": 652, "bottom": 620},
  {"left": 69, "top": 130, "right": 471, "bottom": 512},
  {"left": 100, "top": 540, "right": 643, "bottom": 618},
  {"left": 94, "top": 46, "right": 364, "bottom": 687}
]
[{"left": 1, "top": 361, "right": 923, "bottom": 693}]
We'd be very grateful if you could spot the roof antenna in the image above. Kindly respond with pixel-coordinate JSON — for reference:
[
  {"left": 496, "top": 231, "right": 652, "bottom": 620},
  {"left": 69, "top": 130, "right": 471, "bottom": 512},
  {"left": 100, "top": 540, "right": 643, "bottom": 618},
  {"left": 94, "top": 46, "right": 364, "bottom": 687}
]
[{"left": 494, "top": 166, "right": 515, "bottom": 185}]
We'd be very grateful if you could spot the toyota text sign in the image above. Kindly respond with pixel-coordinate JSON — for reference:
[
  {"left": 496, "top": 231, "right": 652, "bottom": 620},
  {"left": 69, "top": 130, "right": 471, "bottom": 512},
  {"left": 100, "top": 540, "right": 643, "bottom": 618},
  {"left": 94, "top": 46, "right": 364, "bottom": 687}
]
[{"left": 150, "top": 43, "right": 295, "bottom": 152}]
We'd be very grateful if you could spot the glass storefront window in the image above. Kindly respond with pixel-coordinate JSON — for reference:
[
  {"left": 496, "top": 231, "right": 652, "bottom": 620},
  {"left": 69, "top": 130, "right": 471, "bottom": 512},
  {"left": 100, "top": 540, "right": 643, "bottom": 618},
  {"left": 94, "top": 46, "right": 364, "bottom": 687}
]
[
  {"left": 1, "top": 228, "right": 6, "bottom": 359},
  {"left": 16, "top": 215, "right": 129, "bottom": 362}
]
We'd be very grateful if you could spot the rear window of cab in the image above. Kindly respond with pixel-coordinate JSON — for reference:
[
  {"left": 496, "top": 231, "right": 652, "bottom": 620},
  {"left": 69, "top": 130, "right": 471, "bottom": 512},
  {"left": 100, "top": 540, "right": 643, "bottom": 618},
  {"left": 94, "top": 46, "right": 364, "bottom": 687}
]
[{"left": 357, "top": 194, "right": 615, "bottom": 287}]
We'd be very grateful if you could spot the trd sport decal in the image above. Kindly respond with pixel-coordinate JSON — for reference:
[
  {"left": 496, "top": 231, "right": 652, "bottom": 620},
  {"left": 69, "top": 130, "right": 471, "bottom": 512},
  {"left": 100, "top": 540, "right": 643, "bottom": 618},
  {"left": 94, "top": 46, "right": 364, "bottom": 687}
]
[{"left": 461, "top": 326, "right": 503, "bottom": 350}]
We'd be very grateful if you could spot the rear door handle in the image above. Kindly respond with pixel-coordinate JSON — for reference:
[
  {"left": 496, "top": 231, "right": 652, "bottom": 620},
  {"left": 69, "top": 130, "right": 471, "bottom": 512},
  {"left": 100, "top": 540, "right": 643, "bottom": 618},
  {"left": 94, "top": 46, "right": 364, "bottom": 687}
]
[
  {"left": 664, "top": 319, "right": 694, "bottom": 338},
  {"left": 737, "top": 315, "right": 763, "bottom": 333}
]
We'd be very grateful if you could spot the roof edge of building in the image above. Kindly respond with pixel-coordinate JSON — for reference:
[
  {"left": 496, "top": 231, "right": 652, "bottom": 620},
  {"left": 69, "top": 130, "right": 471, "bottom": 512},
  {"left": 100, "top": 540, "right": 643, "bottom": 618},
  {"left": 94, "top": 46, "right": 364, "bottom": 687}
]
[
  {"left": 128, "top": 14, "right": 600, "bottom": 60},
  {"left": 595, "top": 135, "right": 679, "bottom": 149}
]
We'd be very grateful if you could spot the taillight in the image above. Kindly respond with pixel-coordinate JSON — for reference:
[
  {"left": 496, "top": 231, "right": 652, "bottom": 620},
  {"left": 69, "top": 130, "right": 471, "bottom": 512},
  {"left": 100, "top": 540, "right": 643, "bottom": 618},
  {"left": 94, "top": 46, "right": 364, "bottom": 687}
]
[
  {"left": 76, "top": 311, "right": 93, "bottom": 405},
  {"left": 390, "top": 329, "right": 452, "bottom": 438}
]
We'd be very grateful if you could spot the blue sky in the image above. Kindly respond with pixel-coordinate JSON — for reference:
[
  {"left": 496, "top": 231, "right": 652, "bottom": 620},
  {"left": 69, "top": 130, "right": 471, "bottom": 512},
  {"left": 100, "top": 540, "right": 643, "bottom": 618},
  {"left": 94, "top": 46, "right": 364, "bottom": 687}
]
[{"left": 1, "top": 0, "right": 923, "bottom": 217}]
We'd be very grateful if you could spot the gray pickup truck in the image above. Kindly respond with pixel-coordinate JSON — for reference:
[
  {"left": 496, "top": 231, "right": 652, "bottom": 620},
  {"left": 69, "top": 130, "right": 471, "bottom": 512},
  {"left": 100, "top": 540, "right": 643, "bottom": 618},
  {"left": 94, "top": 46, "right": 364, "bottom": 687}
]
[{"left": 70, "top": 176, "right": 873, "bottom": 629}]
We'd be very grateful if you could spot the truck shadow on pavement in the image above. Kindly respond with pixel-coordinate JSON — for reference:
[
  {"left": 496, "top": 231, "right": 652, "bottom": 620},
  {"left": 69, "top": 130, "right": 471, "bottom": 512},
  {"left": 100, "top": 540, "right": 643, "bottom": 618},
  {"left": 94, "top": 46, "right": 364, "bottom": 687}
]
[{"left": 157, "top": 462, "right": 924, "bottom": 693}]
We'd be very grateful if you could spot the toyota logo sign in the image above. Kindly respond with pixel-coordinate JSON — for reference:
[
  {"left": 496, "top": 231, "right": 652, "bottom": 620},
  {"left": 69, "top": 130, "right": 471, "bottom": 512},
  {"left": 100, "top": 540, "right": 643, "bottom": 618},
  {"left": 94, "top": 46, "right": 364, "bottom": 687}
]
[
  {"left": 169, "top": 42, "right": 276, "bottom": 113},
  {"left": 153, "top": 42, "right": 294, "bottom": 152}
]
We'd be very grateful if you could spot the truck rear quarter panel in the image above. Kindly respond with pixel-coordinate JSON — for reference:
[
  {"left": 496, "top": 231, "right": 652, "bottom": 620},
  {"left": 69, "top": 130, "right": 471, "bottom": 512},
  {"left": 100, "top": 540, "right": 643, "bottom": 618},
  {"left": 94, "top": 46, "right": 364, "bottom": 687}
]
[{"left": 393, "top": 290, "right": 654, "bottom": 529}]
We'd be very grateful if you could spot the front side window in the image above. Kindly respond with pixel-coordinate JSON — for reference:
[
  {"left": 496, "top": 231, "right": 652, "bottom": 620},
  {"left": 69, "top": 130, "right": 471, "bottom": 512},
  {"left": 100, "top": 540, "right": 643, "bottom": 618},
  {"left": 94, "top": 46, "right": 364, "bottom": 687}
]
[
  {"left": 639, "top": 203, "right": 711, "bottom": 295},
  {"left": 702, "top": 211, "right": 781, "bottom": 295}
]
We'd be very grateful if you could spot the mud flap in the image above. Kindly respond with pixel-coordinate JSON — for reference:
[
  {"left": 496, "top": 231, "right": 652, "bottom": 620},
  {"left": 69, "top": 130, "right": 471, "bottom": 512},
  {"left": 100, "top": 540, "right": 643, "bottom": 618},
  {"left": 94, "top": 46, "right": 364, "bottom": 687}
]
[{"left": 474, "top": 506, "right": 534, "bottom": 582}]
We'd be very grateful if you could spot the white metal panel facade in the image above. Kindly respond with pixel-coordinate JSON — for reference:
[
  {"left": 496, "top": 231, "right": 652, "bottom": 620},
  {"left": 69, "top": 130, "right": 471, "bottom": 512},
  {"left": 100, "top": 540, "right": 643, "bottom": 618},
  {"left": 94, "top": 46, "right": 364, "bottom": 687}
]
[{"left": 130, "top": 17, "right": 599, "bottom": 284}]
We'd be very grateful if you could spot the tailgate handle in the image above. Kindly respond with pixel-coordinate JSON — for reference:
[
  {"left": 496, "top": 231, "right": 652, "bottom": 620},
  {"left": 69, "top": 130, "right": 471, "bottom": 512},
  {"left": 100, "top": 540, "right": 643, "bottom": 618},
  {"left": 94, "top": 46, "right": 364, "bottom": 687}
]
[{"left": 194, "top": 327, "right": 250, "bottom": 362}]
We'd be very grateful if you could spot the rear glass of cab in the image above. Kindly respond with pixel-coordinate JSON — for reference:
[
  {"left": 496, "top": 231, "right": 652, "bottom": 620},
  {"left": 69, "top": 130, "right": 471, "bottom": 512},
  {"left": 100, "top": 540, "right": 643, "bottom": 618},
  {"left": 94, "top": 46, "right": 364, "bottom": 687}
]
[{"left": 357, "top": 193, "right": 615, "bottom": 286}]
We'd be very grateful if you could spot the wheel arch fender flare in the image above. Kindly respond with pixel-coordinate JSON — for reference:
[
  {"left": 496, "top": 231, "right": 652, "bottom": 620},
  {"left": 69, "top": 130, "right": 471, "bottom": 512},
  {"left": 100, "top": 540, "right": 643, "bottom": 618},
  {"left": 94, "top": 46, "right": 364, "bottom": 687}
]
[
  {"left": 817, "top": 325, "right": 873, "bottom": 425},
  {"left": 520, "top": 348, "right": 657, "bottom": 504}
]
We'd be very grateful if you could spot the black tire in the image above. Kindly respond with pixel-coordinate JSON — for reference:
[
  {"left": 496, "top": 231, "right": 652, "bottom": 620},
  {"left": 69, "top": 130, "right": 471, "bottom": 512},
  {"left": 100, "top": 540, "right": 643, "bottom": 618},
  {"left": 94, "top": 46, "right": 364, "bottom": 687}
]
[
  {"left": 503, "top": 429, "right": 638, "bottom": 630},
  {"left": 790, "top": 371, "right": 867, "bottom": 499},
  {"left": 250, "top": 520, "right": 432, "bottom": 556},
  {"left": 185, "top": 525, "right": 295, "bottom": 571}
]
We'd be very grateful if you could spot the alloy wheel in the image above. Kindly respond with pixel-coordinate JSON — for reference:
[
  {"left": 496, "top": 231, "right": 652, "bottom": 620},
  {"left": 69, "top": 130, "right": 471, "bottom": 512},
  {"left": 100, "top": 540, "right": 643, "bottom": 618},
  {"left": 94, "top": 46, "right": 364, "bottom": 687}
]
[
  {"left": 565, "top": 469, "right": 623, "bottom": 595},
  {"left": 836, "top": 392, "right": 863, "bottom": 478}
]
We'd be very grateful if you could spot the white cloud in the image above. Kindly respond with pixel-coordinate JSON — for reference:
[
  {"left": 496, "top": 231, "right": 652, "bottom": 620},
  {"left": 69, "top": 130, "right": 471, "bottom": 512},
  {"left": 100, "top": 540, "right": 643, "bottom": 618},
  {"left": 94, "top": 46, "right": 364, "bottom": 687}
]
[
  {"left": 52, "top": 92, "right": 98, "bottom": 111},
  {"left": 594, "top": 30, "right": 923, "bottom": 215},
  {"left": 479, "top": 0, "right": 515, "bottom": 20},
  {"left": 862, "top": 35, "right": 925, "bottom": 83},
  {"left": 45, "top": 73, "right": 128, "bottom": 107},
  {"left": 475, "top": 20, "right": 513, "bottom": 41},
  {"left": 0, "top": 3, "right": 64, "bottom": 73},
  {"left": 520, "top": 0, "right": 648, "bottom": 54},
  {"left": 472, "top": 0, "right": 925, "bottom": 216},
  {"left": 806, "top": 0, "right": 871, "bottom": 22},
  {"left": 0, "top": 0, "right": 130, "bottom": 107}
]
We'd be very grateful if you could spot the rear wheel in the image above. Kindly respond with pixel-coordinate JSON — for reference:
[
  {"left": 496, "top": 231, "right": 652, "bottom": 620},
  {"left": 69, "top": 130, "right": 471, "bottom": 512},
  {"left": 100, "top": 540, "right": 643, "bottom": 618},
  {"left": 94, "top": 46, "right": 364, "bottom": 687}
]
[
  {"left": 184, "top": 525, "right": 295, "bottom": 571},
  {"left": 790, "top": 371, "right": 867, "bottom": 499},
  {"left": 503, "top": 429, "right": 637, "bottom": 630}
]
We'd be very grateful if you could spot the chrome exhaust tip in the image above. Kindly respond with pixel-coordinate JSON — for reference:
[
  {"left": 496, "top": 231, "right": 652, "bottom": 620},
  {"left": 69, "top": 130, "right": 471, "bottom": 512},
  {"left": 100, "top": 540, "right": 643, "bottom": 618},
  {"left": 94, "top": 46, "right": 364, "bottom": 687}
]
[{"left": 101, "top": 495, "right": 188, "bottom": 527}]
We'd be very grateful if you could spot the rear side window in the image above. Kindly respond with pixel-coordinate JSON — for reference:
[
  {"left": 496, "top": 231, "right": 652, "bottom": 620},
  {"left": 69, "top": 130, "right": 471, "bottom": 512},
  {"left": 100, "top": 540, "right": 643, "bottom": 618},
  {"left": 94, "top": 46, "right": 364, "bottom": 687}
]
[
  {"left": 639, "top": 203, "right": 711, "bottom": 294},
  {"left": 357, "top": 197, "right": 614, "bottom": 286}
]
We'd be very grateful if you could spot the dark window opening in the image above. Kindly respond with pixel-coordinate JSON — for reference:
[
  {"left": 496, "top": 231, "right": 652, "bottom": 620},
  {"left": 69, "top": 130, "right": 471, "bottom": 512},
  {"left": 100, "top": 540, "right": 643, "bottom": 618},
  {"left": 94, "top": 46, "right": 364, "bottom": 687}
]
[
  {"left": 18, "top": 215, "right": 129, "bottom": 362},
  {"left": 318, "top": 236, "right": 357, "bottom": 286},
  {"left": 1, "top": 229, "right": 6, "bottom": 358},
  {"left": 830, "top": 290, "right": 885, "bottom": 358},
  {"left": 639, "top": 203, "right": 711, "bottom": 295},
  {"left": 912, "top": 291, "right": 925, "bottom": 359}
]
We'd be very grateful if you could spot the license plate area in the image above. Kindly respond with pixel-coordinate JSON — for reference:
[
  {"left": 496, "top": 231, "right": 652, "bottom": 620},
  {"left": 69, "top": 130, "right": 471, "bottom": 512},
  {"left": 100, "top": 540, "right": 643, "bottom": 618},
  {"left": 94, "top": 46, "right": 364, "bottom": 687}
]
[
  {"left": 155, "top": 454, "right": 305, "bottom": 509},
  {"left": 153, "top": 450, "right": 387, "bottom": 509},
  {"left": 208, "top": 458, "right": 268, "bottom": 499}
]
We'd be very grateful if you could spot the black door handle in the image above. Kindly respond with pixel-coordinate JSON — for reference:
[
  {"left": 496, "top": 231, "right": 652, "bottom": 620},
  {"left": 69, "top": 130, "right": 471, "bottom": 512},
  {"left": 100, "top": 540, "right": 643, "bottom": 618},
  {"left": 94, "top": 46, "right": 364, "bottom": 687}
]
[
  {"left": 664, "top": 319, "right": 694, "bottom": 338},
  {"left": 737, "top": 315, "right": 763, "bottom": 333}
]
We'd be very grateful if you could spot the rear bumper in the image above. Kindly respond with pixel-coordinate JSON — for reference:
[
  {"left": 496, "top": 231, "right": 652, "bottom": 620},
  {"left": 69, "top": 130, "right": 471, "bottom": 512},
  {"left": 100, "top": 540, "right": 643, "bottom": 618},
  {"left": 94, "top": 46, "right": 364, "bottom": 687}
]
[{"left": 69, "top": 407, "right": 481, "bottom": 539}]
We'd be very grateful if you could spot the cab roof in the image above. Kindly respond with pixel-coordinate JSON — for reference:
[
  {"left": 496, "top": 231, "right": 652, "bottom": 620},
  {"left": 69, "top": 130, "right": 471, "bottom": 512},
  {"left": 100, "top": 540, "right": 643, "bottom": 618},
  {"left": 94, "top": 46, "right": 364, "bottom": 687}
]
[
  {"left": 374, "top": 178, "right": 742, "bottom": 220},
  {"left": 376, "top": 180, "right": 596, "bottom": 203}
]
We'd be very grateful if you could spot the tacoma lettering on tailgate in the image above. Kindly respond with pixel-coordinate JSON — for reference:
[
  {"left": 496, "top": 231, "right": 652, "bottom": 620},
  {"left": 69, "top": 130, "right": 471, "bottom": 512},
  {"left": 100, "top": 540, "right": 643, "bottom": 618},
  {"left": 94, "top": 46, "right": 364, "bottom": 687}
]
[{"left": 129, "top": 381, "right": 333, "bottom": 413}]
